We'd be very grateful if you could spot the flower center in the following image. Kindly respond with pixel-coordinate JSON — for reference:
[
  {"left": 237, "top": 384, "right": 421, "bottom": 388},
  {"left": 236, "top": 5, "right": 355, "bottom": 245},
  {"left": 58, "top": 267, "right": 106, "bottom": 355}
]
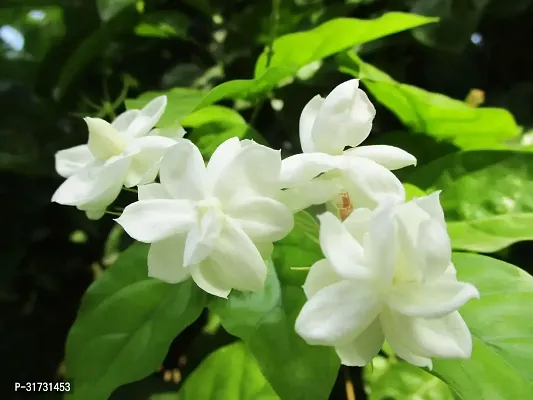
[{"left": 197, "top": 197, "right": 223, "bottom": 215}]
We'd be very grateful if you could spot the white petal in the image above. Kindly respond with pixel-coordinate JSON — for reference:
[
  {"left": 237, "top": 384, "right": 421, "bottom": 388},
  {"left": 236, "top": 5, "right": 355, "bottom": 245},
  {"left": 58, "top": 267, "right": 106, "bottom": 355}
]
[
  {"left": 341, "top": 88, "right": 376, "bottom": 148},
  {"left": 342, "top": 207, "right": 372, "bottom": 243},
  {"left": 380, "top": 309, "right": 433, "bottom": 369},
  {"left": 388, "top": 280, "right": 479, "bottom": 318},
  {"left": 124, "top": 135, "right": 177, "bottom": 187},
  {"left": 335, "top": 317, "right": 384, "bottom": 366},
  {"left": 213, "top": 141, "right": 283, "bottom": 203},
  {"left": 412, "top": 191, "right": 446, "bottom": 227},
  {"left": 191, "top": 218, "right": 267, "bottom": 291},
  {"left": 205, "top": 137, "right": 242, "bottom": 185},
  {"left": 189, "top": 261, "right": 232, "bottom": 298},
  {"left": 148, "top": 234, "right": 191, "bottom": 283},
  {"left": 396, "top": 199, "right": 451, "bottom": 282},
  {"left": 159, "top": 139, "right": 208, "bottom": 200},
  {"left": 55, "top": 145, "right": 93, "bottom": 178},
  {"left": 295, "top": 280, "right": 380, "bottom": 346},
  {"left": 311, "top": 80, "right": 375, "bottom": 154},
  {"left": 76, "top": 180, "right": 123, "bottom": 212},
  {"left": 408, "top": 311, "right": 473, "bottom": 359},
  {"left": 225, "top": 197, "right": 294, "bottom": 242},
  {"left": 279, "top": 179, "right": 340, "bottom": 212},
  {"left": 344, "top": 145, "right": 417, "bottom": 170},
  {"left": 183, "top": 209, "right": 222, "bottom": 266},
  {"left": 84, "top": 117, "right": 127, "bottom": 160},
  {"left": 418, "top": 218, "right": 452, "bottom": 281},
  {"left": 137, "top": 183, "right": 172, "bottom": 200},
  {"left": 52, "top": 157, "right": 129, "bottom": 207},
  {"left": 303, "top": 259, "right": 342, "bottom": 299},
  {"left": 341, "top": 157, "right": 405, "bottom": 209},
  {"left": 280, "top": 153, "right": 341, "bottom": 188},
  {"left": 112, "top": 110, "right": 140, "bottom": 132},
  {"left": 394, "top": 202, "right": 427, "bottom": 283},
  {"left": 442, "top": 262, "right": 458, "bottom": 281},
  {"left": 317, "top": 212, "right": 369, "bottom": 280},
  {"left": 299, "top": 95, "right": 323, "bottom": 153},
  {"left": 116, "top": 199, "right": 196, "bottom": 243},
  {"left": 365, "top": 200, "right": 397, "bottom": 283},
  {"left": 122, "top": 96, "right": 167, "bottom": 138}
]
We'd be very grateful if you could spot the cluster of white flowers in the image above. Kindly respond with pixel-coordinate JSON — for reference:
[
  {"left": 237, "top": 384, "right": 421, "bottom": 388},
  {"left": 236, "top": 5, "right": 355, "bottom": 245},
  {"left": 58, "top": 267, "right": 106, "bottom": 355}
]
[{"left": 52, "top": 79, "right": 479, "bottom": 369}]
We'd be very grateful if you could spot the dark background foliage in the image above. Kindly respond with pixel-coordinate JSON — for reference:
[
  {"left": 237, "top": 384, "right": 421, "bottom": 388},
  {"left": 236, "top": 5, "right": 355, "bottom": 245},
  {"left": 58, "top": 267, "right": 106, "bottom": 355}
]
[{"left": 2, "top": 0, "right": 532, "bottom": 398}]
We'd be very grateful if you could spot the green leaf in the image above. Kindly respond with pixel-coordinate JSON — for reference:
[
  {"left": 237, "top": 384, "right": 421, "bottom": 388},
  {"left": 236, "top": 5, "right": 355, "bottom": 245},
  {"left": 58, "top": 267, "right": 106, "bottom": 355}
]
[
  {"left": 403, "top": 183, "right": 426, "bottom": 201},
  {"left": 272, "top": 211, "right": 322, "bottom": 287},
  {"left": 365, "top": 356, "right": 452, "bottom": 400},
  {"left": 66, "top": 243, "right": 207, "bottom": 399},
  {"left": 177, "top": 342, "right": 278, "bottom": 399},
  {"left": 197, "top": 67, "right": 294, "bottom": 107},
  {"left": 134, "top": 12, "right": 189, "bottom": 38},
  {"left": 181, "top": 106, "right": 266, "bottom": 156},
  {"left": 433, "top": 253, "right": 533, "bottom": 398},
  {"left": 339, "top": 53, "right": 521, "bottom": 149},
  {"left": 209, "top": 262, "right": 339, "bottom": 400},
  {"left": 254, "top": 13, "right": 438, "bottom": 79},
  {"left": 97, "top": 0, "right": 136, "bottom": 22},
  {"left": 125, "top": 67, "right": 291, "bottom": 128},
  {"left": 407, "top": 150, "right": 533, "bottom": 252}
]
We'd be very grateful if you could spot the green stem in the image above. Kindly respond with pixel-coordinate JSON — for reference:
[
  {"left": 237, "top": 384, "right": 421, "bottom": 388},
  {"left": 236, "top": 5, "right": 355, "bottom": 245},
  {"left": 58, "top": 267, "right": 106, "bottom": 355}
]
[
  {"left": 250, "top": 0, "right": 280, "bottom": 126},
  {"left": 265, "top": 0, "right": 280, "bottom": 69},
  {"left": 105, "top": 210, "right": 121, "bottom": 217}
]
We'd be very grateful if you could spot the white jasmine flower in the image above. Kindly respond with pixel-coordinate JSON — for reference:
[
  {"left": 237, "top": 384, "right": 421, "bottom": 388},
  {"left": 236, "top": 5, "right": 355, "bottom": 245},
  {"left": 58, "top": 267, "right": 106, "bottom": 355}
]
[
  {"left": 280, "top": 79, "right": 416, "bottom": 211},
  {"left": 295, "top": 192, "right": 479, "bottom": 369},
  {"left": 52, "top": 96, "right": 185, "bottom": 219},
  {"left": 115, "top": 137, "right": 294, "bottom": 298}
]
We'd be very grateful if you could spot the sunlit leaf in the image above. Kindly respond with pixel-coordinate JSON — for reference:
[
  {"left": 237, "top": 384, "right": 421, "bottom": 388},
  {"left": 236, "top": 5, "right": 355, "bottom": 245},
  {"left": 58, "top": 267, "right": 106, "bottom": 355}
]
[
  {"left": 433, "top": 253, "right": 533, "bottom": 398},
  {"left": 365, "top": 356, "right": 453, "bottom": 400},
  {"left": 254, "top": 13, "right": 438, "bottom": 79},
  {"left": 408, "top": 150, "right": 533, "bottom": 252},
  {"left": 177, "top": 342, "right": 278, "bottom": 399},
  {"left": 339, "top": 53, "right": 521, "bottom": 149}
]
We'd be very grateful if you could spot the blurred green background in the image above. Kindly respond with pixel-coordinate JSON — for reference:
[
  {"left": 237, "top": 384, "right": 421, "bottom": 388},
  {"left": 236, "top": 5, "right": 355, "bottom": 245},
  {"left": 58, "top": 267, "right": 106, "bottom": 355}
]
[{"left": 2, "top": 0, "right": 533, "bottom": 398}]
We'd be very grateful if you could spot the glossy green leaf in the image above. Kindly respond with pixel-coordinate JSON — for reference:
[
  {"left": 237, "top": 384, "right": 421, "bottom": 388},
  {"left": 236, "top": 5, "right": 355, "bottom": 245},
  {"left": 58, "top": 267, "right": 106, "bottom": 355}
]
[
  {"left": 365, "top": 356, "right": 452, "bottom": 400},
  {"left": 181, "top": 105, "right": 266, "bottom": 156},
  {"left": 254, "top": 12, "right": 438, "bottom": 79},
  {"left": 407, "top": 150, "right": 533, "bottom": 252},
  {"left": 339, "top": 53, "right": 521, "bottom": 149},
  {"left": 433, "top": 253, "right": 533, "bottom": 398},
  {"left": 209, "top": 262, "right": 339, "bottom": 400},
  {"left": 177, "top": 342, "right": 278, "bottom": 399},
  {"left": 65, "top": 243, "right": 207, "bottom": 400}
]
